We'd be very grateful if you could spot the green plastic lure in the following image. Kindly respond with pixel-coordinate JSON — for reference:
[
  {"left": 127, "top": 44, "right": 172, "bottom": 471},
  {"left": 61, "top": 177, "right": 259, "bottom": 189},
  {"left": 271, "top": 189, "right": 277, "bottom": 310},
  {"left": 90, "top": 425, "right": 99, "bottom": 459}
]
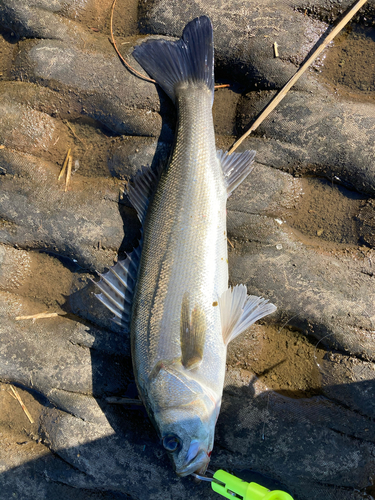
[{"left": 193, "top": 470, "right": 294, "bottom": 500}]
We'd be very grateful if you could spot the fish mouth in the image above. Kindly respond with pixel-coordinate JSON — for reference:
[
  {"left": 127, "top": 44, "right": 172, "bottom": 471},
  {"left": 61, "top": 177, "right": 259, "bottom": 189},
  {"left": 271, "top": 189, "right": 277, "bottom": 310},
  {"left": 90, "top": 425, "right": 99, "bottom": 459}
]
[{"left": 175, "top": 450, "right": 210, "bottom": 477}]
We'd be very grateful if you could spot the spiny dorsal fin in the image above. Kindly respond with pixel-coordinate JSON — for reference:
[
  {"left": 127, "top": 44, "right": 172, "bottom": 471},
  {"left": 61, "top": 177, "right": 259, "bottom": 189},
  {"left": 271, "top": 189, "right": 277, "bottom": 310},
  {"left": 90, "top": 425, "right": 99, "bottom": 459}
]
[
  {"left": 180, "top": 293, "right": 206, "bottom": 370},
  {"left": 94, "top": 244, "right": 142, "bottom": 328},
  {"left": 127, "top": 166, "right": 159, "bottom": 223},
  {"left": 96, "top": 163, "right": 159, "bottom": 324},
  {"left": 219, "top": 285, "right": 276, "bottom": 345},
  {"left": 217, "top": 149, "right": 256, "bottom": 196}
]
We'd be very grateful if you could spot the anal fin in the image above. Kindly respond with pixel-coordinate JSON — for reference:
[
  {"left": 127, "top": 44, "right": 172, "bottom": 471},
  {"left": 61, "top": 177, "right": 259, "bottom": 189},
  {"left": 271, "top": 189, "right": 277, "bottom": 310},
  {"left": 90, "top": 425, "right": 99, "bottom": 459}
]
[
  {"left": 219, "top": 285, "right": 276, "bottom": 345},
  {"left": 180, "top": 293, "right": 206, "bottom": 370}
]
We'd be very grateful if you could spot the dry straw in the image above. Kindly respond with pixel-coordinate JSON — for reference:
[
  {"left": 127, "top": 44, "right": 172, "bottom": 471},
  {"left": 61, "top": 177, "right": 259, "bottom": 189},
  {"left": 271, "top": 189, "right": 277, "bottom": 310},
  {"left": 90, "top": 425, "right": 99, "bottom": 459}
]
[{"left": 229, "top": 0, "right": 368, "bottom": 153}]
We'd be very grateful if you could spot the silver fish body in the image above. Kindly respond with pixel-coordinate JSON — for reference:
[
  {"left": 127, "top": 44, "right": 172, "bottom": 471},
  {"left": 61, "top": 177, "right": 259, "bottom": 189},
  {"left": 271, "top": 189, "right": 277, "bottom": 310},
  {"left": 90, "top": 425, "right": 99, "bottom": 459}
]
[
  {"left": 95, "top": 16, "right": 276, "bottom": 477},
  {"left": 132, "top": 85, "right": 227, "bottom": 475}
]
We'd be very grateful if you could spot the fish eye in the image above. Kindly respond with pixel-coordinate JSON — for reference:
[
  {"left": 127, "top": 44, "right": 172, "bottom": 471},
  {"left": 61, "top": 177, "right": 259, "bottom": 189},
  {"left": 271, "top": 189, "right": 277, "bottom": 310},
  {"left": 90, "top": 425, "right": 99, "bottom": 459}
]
[{"left": 162, "top": 434, "right": 181, "bottom": 452}]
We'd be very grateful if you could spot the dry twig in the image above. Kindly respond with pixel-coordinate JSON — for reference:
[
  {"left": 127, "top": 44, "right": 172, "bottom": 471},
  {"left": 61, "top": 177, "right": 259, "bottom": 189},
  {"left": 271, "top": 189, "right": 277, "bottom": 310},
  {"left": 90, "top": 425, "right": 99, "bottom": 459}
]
[
  {"left": 109, "top": 0, "right": 156, "bottom": 83},
  {"left": 273, "top": 42, "right": 279, "bottom": 58},
  {"left": 58, "top": 148, "right": 71, "bottom": 181},
  {"left": 16, "top": 312, "right": 59, "bottom": 320},
  {"left": 7, "top": 388, "right": 17, "bottom": 400},
  {"left": 9, "top": 385, "right": 34, "bottom": 424},
  {"left": 227, "top": 237, "right": 235, "bottom": 249},
  {"left": 63, "top": 120, "right": 86, "bottom": 147},
  {"left": 229, "top": 0, "right": 368, "bottom": 154},
  {"left": 65, "top": 155, "right": 72, "bottom": 192}
]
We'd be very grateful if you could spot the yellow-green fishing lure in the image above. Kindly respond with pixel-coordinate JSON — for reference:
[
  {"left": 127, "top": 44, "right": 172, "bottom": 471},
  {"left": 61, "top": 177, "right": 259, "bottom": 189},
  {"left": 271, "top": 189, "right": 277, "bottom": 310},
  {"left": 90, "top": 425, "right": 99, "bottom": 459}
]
[{"left": 194, "top": 470, "right": 294, "bottom": 500}]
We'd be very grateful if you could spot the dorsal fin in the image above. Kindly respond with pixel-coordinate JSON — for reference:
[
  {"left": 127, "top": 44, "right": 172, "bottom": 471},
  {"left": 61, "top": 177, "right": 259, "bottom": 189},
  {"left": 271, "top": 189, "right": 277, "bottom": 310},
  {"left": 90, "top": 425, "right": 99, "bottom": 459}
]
[
  {"left": 219, "top": 285, "right": 276, "bottom": 345},
  {"left": 94, "top": 244, "right": 142, "bottom": 328},
  {"left": 95, "top": 163, "right": 160, "bottom": 325},
  {"left": 127, "top": 166, "right": 159, "bottom": 223},
  {"left": 217, "top": 149, "right": 256, "bottom": 196}
]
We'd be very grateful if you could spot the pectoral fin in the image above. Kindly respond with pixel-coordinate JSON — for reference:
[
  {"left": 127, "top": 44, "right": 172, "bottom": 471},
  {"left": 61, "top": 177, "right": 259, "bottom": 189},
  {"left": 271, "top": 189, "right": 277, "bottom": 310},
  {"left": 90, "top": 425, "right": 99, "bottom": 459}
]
[
  {"left": 219, "top": 285, "right": 276, "bottom": 345},
  {"left": 180, "top": 293, "right": 206, "bottom": 370}
]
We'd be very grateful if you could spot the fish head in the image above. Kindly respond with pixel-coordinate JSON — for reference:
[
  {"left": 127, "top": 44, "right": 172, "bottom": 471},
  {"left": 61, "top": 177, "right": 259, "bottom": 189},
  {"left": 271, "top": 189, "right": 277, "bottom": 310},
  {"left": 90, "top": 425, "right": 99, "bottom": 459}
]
[
  {"left": 158, "top": 397, "right": 218, "bottom": 476},
  {"left": 149, "top": 362, "right": 221, "bottom": 477}
]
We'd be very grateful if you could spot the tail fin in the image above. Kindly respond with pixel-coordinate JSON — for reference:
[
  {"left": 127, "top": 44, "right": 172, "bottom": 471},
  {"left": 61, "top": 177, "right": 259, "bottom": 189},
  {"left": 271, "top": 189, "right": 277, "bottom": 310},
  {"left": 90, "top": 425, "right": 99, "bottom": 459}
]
[{"left": 133, "top": 16, "right": 214, "bottom": 103}]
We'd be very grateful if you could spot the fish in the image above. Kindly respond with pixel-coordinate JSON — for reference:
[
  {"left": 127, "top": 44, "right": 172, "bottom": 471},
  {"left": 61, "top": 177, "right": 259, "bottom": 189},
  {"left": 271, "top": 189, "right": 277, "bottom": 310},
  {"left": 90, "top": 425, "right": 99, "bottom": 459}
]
[{"left": 95, "top": 16, "right": 276, "bottom": 477}]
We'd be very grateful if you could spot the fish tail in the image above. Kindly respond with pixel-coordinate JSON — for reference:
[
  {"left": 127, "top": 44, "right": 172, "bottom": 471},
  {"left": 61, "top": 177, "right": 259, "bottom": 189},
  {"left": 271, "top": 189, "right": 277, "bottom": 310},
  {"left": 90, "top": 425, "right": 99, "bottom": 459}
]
[{"left": 132, "top": 16, "right": 214, "bottom": 103}]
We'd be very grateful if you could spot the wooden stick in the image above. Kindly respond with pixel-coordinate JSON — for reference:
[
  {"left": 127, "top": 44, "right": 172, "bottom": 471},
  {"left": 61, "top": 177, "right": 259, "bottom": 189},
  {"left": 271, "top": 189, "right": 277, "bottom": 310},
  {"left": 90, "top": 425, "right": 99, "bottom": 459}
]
[
  {"left": 7, "top": 388, "right": 17, "bottom": 400},
  {"left": 228, "top": 0, "right": 368, "bottom": 154},
  {"left": 58, "top": 148, "right": 71, "bottom": 181},
  {"left": 9, "top": 385, "right": 34, "bottom": 424},
  {"left": 65, "top": 155, "right": 72, "bottom": 192},
  {"left": 16, "top": 312, "right": 59, "bottom": 320}
]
